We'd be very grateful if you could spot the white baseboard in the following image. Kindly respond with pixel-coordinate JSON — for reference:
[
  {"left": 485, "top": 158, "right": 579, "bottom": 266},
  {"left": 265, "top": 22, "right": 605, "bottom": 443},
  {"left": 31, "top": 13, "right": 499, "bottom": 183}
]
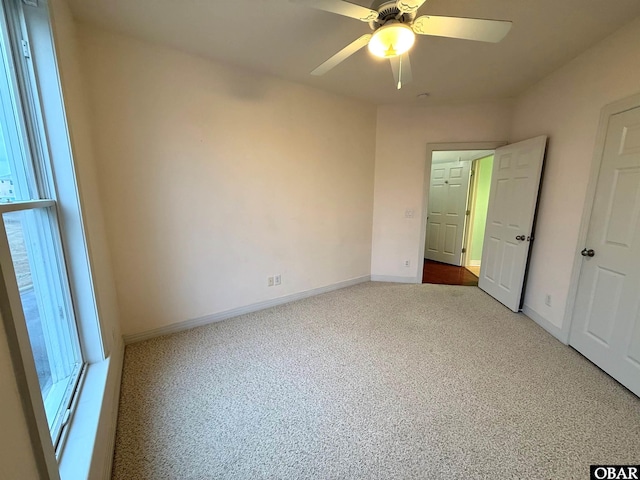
[
  {"left": 466, "top": 260, "right": 481, "bottom": 267},
  {"left": 370, "top": 275, "right": 419, "bottom": 284},
  {"left": 522, "top": 305, "right": 569, "bottom": 345},
  {"left": 123, "top": 276, "right": 371, "bottom": 344}
]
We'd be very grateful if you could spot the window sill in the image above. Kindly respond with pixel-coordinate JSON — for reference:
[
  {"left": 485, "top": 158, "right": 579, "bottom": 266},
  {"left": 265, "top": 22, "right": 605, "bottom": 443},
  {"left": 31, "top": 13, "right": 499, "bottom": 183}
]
[{"left": 57, "top": 353, "right": 121, "bottom": 480}]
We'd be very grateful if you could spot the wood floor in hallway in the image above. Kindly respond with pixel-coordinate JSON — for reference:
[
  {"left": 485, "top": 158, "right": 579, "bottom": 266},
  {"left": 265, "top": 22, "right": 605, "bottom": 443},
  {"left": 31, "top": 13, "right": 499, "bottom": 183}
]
[{"left": 422, "top": 259, "right": 479, "bottom": 286}]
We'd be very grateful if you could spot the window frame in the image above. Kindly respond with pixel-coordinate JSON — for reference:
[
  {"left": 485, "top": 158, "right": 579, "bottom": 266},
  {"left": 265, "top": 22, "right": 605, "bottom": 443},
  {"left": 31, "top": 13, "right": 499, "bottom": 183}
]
[
  {"left": 0, "top": 0, "right": 110, "bottom": 474},
  {"left": 0, "top": 201, "right": 85, "bottom": 448},
  {"left": 0, "top": 0, "right": 86, "bottom": 448},
  {"left": 17, "top": 0, "right": 109, "bottom": 364}
]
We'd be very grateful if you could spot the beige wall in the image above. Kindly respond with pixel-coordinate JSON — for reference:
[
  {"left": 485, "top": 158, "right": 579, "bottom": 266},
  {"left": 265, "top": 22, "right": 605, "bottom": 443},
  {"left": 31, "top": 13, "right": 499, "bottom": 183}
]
[
  {"left": 370, "top": 102, "right": 513, "bottom": 280},
  {"left": 78, "top": 27, "right": 377, "bottom": 337},
  {"left": 510, "top": 16, "right": 640, "bottom": 338}
]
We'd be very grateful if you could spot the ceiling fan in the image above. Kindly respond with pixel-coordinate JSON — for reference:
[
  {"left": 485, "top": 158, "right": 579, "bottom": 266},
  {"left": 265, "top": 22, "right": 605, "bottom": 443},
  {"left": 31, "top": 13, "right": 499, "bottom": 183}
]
[{"left": 291, "top": 0, "right": 512, "bottom": 89}]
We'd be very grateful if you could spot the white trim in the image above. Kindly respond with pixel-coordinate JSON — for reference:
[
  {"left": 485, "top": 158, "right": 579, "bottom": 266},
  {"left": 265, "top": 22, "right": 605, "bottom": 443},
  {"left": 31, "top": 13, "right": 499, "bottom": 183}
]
[
  {"left": 467, "top": 260, "right": 481, "bottom": 267},
  {"left": 0, "top": 200, "right": 56, "bottom": 214},
  {"left": 462, "top": 158, "right": 480, "bottom": 268},
  {"left": 58, "top": 338, "right": 123, "bottom": 480},
  {"left": 92, "top": 338, "right": 123, "bottom": 480},
  {"left": 562, "top": 92, "right": 640, "bottom": 342},
  {"left": 21, "top": 0, "right": 105, "bottom": 363},
  {"left": 370, "top": 274, "right": 419, "bottom": 284},
  {"left": 123, "top": 276, "right": 371, "bottom": 344},
  {"left": 522, "top": 304, "right": 569, "bottom": 344},
  {"left": 418, "top": 142, "right": 507, "bottom": 281}
]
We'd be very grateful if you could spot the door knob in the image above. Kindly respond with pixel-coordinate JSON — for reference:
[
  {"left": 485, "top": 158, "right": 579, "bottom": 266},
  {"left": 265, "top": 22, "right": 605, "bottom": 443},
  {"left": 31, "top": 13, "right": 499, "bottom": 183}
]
[
  {"left": 581, "top": 248, "right": 595, "bottom": 257},
  {"left": 515, "top": 235, "right": 526, "bottom": 241}
]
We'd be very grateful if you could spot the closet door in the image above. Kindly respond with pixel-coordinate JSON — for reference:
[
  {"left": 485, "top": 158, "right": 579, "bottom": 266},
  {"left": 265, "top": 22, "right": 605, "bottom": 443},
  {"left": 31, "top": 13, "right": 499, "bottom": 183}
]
[{"left": 569, "top": 106, "right": 640, "bottom": 397}]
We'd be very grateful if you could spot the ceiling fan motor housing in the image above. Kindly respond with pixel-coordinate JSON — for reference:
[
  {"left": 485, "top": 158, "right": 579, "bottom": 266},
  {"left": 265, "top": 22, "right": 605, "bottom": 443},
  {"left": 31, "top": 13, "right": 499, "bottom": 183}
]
[{"left": 368, "top": 0, "right": 416, "bottom": 30}]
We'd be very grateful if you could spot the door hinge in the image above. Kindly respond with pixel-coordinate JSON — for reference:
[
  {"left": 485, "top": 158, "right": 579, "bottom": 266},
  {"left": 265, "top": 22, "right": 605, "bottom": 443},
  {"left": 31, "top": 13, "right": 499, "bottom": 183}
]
[
  {"left": 461, "top": 248, "right": 466, "bottom": 253},
  {"left": 22, "top": 0, "right": 38, "bottom": 6},
  {"left": 465, "top": 210, "right": 471, "bottom": 216},
  {"left": 21, "top": 40, "right": 31, "bottom": 59}
]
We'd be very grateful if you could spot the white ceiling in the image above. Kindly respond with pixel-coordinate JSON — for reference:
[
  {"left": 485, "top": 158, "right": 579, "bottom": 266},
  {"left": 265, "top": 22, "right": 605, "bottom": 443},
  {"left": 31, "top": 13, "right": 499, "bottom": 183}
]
[
  {"left": 432, "top": 150, "right": 493, "bottom": 164},
  {"left": 67, "top": 0, "right": 640, "bottom": 105}
]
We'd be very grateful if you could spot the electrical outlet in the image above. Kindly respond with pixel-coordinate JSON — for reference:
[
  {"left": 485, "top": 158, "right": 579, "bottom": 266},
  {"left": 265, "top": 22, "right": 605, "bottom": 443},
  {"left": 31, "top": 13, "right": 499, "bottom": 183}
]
[
  {"left": 404, "top": 259, "right": 411, "bottom": 268},
  {"left": 545, "top": 294, "right": 552, "bottom": 307},
  {"left": 268, "top": 276, "right": 274, "bottom": 287},
  {"left": 274, "top": 275, "right": 281, "bottom": 286}
]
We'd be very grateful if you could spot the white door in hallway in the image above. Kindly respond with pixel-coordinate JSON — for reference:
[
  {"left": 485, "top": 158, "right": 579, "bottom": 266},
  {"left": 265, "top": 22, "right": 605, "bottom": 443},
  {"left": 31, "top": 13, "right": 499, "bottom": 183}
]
[
  {"left": 425, "top": 160, "right": 471, "bottom": 266},
  {"left": 569, "top": 106, "right": 640, "bottom": 397},
  {"left": 478, "top": 136, "right": 547, "bottom": 312}
]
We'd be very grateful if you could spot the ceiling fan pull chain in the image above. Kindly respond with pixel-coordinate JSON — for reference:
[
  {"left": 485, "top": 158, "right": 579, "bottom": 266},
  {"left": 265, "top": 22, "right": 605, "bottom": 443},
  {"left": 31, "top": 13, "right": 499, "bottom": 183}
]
[{"left": 397, "top": 55, "right": 403, "bottom": 89}]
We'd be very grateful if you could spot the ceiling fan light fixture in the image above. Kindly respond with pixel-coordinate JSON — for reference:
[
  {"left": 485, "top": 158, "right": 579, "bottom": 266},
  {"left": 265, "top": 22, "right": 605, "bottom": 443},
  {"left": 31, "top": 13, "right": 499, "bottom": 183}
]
[{"left": 368, "top": 23, "right": 415, "bottom": 58}]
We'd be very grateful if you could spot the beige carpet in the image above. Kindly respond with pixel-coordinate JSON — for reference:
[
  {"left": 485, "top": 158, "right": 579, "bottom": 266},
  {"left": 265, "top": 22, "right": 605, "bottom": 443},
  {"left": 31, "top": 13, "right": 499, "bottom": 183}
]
[{"left": 112, "top": 282, "right": 640, "bottom": 479}]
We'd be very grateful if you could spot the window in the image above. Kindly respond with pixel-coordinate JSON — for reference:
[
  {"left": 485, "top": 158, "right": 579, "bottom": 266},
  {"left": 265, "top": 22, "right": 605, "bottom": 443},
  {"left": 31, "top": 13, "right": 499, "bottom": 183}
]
[{"left": 0, "top": 0, "right": 84, "bottom": 450}]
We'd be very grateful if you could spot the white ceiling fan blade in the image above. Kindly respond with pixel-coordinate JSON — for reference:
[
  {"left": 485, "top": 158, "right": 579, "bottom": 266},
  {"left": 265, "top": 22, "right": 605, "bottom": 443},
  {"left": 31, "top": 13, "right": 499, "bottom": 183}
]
[
  {"left": 396, "top": 0, "right": 427, "bottom": 15},
  {"left": 311, "top": 34, "right": 372, "bottom": 76},
  {"left": 291, "top": 0, "right": 378, "bottom": 22},
  {"left": 390, "top": 53, "right": 412, "bottom": 89},
  {"left": 412, "top": 15, "right": 512, "bottom": 43}
]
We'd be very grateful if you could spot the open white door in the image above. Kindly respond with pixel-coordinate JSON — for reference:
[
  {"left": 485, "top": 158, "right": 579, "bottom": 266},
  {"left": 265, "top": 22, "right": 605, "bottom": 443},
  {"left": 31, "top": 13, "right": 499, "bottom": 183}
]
[
  {"left": 569, "top": 106, "right": 640, "bottom": 397},
  {"left": 424, "top": 160, "right": 471, "bottom": 266},
  {"left": 478, "top": 136, "right": 547, "bottom": 311}
]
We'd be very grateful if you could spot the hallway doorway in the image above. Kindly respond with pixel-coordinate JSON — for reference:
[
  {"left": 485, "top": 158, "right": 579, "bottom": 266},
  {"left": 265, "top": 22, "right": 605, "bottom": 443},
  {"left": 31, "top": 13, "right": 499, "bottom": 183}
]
[{"left": 423, "top": 149, "right": 494, "bottom": 285}]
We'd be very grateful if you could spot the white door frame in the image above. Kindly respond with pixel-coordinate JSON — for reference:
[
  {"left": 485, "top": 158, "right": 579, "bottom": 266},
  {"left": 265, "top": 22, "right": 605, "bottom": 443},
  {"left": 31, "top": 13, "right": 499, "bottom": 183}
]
[
  {"left": 561, "top": 92, "right": 640, "bottom": 344},
  {"left": 463, "top": 158, "right": 479, "bottom": 268},
  {"left": 417, "top": 141, "right": 507, "bottom": 281}
]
